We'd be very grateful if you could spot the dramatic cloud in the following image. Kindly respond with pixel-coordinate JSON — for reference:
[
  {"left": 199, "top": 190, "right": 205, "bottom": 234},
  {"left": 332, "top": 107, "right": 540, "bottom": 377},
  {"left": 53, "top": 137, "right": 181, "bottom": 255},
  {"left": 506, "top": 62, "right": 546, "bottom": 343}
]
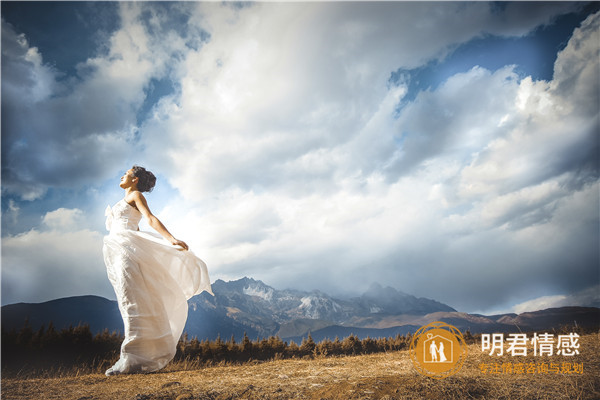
[
  {"left": 1, "top": 208, "right": 111, "bottom": 304},
  {"left": 1, "top": 3, "right": 196, "bottom": 200},
  {"left": 510, "top": 285, "right": 600, "bottom": 314},
  {"left": 1, "top": 3, "right": 597, "bottom": 313},
  {"left": 139, "top": 4, "right": 598, "bottom": 311},
  {"left": 142, "top": 2, "right": 582, "bottom": 199}
]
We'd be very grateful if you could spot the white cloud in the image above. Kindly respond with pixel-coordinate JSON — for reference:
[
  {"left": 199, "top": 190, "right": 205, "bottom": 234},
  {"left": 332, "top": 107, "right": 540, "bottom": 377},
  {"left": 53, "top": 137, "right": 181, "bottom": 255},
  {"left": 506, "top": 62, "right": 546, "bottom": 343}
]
[
  {"left": 4, "top": 200, "right": 21, "bottom": 227},
  {"left": 1, "top": 209, "right": 111, "bottom": 305},
  {"left": 510, "top": 285, "right": 600, "bottom": 314},
  {"left": 1, "top": 3, "right": 194, "bottom": 200},
  {"left": 552, "top": 9, "right": 600, "bottom": 116},
  {"left": 2, "top": 3, "right": 596, "bottom": 313},
  {"left": 140, "top": 6, "right": 599, "bottom": 311},
  {"left": 42, "top": 208, "right": 85, "bottom": 231},
  {"left": 389, "top": 66, "right": 521, "bottom": 180},
  {"left": 142, "top": 2, "right": 582, "bottom": 201}
]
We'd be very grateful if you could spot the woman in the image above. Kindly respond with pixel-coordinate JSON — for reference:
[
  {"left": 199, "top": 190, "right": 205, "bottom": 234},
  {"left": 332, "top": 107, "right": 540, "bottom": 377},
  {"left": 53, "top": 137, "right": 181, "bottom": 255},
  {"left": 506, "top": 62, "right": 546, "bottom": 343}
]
[{"left": 103, "top": 165, "right": 213, "bottom": 376}]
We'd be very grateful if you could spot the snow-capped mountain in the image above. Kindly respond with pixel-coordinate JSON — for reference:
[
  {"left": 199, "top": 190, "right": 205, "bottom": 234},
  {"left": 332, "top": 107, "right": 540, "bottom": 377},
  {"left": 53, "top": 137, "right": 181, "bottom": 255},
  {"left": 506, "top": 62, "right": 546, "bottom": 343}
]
[
  {"left": 185, "top": 277, "right": 456, "bottom": 337},
  {"left": 2, "top": 278, "right": 598, "bottom": 343}
]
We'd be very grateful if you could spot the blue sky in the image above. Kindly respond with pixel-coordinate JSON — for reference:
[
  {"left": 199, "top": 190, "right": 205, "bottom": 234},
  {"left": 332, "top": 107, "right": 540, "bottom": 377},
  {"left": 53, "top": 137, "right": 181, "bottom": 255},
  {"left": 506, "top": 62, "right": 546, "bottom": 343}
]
[{"left": 2, "top": 2, "right": 599, "bottom": 315}]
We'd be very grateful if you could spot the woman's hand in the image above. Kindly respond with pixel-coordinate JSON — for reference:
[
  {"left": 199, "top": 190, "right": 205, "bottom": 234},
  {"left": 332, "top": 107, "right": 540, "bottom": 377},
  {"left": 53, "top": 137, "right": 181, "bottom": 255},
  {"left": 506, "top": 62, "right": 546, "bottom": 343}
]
[{"left": 171, "top": 239, "right": 189, "bottom": 251}]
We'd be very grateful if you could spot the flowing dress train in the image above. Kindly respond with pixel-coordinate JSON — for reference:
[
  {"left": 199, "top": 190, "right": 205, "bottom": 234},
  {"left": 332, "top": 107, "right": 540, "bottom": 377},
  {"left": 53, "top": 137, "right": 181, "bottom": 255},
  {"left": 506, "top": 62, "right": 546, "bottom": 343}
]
[{"left": 103, "top": 199, "right": 213, "bottom": 374}]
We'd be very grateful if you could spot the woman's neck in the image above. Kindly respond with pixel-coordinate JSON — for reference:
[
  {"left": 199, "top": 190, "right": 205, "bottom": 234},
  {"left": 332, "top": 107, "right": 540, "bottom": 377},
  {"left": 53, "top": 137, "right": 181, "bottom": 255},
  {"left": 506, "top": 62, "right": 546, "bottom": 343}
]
[{"left": 124, "top": 187, "right": 138, "bottom": 197}]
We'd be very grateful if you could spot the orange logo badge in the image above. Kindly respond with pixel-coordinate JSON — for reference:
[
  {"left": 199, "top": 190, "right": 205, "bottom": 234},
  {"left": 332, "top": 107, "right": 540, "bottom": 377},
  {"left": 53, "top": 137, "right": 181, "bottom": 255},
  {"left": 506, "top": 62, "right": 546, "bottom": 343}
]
[{"left": 409, "top": 321, "right": 468, "bottom": 379}]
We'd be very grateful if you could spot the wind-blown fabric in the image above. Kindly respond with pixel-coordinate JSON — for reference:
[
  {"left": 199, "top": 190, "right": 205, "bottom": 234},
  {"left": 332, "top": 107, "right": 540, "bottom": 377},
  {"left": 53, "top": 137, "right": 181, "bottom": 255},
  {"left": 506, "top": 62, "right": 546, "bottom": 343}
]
[{"left": 103, "top": 199, "right": 213, "bottom": 374}]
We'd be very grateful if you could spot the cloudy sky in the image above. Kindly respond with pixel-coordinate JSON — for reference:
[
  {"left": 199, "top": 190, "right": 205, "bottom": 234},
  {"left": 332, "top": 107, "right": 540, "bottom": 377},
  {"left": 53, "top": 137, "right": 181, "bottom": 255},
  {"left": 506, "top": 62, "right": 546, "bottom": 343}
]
[{"left": 2, "top": 2, "right": 599, "bottom": 315}]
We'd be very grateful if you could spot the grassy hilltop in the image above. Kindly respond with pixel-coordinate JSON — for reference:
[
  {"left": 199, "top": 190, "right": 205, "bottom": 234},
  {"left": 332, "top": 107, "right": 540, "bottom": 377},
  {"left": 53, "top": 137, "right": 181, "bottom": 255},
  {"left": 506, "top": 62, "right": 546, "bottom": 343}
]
[{"left": 2, "top": 333, "right": 599, "bottom": 400}]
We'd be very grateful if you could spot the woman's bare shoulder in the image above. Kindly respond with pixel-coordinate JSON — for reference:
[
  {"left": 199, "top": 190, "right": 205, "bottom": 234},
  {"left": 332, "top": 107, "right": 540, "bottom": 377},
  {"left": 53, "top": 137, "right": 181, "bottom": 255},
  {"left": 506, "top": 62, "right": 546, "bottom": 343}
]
[{"left": 125, "top": 190, "right": 146, "bottom": 203}]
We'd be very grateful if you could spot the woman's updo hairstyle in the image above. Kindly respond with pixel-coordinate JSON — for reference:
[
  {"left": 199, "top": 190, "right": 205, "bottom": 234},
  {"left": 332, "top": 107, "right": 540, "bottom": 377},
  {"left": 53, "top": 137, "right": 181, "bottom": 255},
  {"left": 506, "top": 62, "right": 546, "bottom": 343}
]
[{"left": 131, "top": 165, "right": 156, "bottom": 193}]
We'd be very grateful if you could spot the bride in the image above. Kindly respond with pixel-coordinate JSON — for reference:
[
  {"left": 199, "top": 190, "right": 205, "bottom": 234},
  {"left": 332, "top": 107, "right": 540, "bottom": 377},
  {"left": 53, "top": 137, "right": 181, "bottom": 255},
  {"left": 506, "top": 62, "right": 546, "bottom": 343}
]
[{"left": 103, "top": 165, "right": 213, "bottom": 376}]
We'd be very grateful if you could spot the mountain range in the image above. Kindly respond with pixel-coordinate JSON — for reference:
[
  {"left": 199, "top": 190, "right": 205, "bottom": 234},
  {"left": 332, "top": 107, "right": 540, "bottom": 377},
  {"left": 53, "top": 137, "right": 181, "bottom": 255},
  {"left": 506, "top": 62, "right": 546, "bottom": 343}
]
[{"left": 2, "top": 277, "right": 598, "bottom": 342}]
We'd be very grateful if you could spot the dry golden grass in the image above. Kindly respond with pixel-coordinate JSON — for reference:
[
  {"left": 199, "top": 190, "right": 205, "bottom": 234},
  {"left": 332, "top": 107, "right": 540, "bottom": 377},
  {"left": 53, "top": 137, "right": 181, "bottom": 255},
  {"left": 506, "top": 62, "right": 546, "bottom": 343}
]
[{"left": 2, "top": 333, "right": 599, "bottom": 400}]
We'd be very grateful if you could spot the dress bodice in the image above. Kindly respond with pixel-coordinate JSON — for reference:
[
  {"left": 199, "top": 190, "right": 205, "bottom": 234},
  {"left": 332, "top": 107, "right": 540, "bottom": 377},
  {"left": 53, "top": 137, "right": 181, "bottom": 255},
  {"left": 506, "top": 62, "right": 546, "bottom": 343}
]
[{"left": 105, "top": 199, "right": 142, "bottom": 232}]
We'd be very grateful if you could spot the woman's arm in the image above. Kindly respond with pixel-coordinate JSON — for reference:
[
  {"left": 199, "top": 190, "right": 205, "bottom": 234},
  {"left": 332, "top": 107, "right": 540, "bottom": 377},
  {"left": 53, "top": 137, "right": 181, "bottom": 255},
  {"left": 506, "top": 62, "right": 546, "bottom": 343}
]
[{"left": 128, "top": 191, "right": 189, "bottom": 250}]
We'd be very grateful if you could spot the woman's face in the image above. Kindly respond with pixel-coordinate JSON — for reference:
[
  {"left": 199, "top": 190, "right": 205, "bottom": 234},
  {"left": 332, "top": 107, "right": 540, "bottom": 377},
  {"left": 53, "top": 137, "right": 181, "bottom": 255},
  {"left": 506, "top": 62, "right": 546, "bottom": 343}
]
[{"left": 119, "top": 168, "right": 137, "bottom": 189}]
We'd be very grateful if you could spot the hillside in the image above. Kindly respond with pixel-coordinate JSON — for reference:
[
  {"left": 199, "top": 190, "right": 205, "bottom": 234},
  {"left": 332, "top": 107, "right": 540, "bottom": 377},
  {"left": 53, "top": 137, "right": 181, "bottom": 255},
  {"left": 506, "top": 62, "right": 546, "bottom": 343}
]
[
  {"left": 1, "top": 277, "right": 457, "bottom": 340},
  {"left": 2, "top": 278, "right": 598, "bottom": 342},
  {"left": 2, "top": 333, "right": 598, "bottom": 400}
]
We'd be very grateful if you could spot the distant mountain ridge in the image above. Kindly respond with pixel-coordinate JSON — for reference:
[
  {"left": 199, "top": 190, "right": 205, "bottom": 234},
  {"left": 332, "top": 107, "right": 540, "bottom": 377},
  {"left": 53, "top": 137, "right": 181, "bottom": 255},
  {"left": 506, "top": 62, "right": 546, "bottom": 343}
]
[
  {"left": 2, "top": 277, "right": 598, "bottom": 342},
  {"left": 203, "top": 278, "right": 455, "bottom": 330}
]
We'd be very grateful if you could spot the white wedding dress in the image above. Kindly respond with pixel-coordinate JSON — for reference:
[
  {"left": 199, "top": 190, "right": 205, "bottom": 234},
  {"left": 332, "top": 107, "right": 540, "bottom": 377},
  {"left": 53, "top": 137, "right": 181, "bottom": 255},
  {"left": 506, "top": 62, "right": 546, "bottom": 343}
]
[{"left": 103, "top": 199, "right": 213, "bottom": 375}]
